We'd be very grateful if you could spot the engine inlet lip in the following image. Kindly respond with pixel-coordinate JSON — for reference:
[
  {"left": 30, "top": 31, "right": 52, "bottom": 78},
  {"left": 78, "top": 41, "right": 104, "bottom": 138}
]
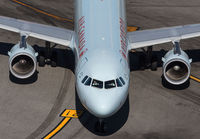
[
  {"left": 9, "top": 52, "right": 37, "bottom": 79},
  {"left": 163, "top": 58, "right": 190, "bottom": 85}
]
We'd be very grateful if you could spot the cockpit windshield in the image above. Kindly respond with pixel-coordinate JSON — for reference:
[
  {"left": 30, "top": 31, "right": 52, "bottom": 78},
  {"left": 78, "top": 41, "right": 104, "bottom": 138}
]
[
  {"left": 85, "top": 77, "right": 92, "bottom": 86},
  {"left": 119, "top": 77, "right": 125, "bottom": 85},
  {"left": 105, "top": 80, "right": 116, "bottom": 89},
  {"left": 81, "top": 75, "right": 125, "bottom": 89},
  {"left": 92, "top": 79, "right": 103, "bottom": 89},
  {"left": 82, "top": 75, "right": 88, "bottom": 83},
  {"left": 116, "top": 78, "right": 123, "bottom": 87}
]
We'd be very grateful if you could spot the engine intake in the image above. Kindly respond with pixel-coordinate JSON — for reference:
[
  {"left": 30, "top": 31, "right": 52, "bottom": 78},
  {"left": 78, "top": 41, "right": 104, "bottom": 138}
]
[
  {"left": 162, "top": 49, "right": 192, "bottom": 85},
  {"left": 8, "top": 42, "right": 38, "bottom": 79}
]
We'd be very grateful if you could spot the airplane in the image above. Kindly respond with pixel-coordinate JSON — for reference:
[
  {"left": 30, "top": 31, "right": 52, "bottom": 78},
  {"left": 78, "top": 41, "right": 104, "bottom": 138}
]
[{"left": 0, "top": 0, "right": 199, "bottom": 132}]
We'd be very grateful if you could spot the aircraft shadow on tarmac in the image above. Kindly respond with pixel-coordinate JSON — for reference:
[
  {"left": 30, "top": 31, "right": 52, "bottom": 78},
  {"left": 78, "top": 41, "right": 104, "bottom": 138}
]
[
  {"left": 0, "top": 42, "right": 75, "bottom": 84},
  {"left": 75, "top": 89, "right": 130, "bottom": 136},
  {"left": 129, "top": 49, "right": 200, "bottom": 90}
]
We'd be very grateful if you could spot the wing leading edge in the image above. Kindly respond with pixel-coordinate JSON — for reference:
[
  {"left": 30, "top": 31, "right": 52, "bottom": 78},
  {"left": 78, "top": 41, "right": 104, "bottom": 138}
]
[
  {"left": 0, "top": 16, "right": 74, "bottom": 48},
  {"left": 128, "top": 24, "right": 200, "bottom": 50}
]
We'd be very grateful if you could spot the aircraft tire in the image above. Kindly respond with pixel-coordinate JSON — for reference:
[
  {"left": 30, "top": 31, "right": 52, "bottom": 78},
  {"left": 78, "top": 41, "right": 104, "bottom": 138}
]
[
  {"left": 50, "top": 51, "right": 57, "bottom": 67},
  {"left": 51, "top": 61, "right": 57, "bottom": 67},
  {"left": 139, "top": 54, "right": 146, "bottom": 70},
  {"left": 95, "top": 120, "right": 107, "bottom": 133},
  {"left": 38, "top": 56, "right": 45, "bottom": 67},
  {"left": 151, "top": 56, "right": 158, "bottom": 71}
]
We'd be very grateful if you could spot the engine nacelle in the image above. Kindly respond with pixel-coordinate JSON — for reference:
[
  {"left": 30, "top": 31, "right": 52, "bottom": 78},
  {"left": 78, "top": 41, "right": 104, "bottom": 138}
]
[
  {"left": 8, "top": 43, "right": 38, "bottom": 79},
  {"left": 162, "top": 49, "right": 192, "bottom": 85}
]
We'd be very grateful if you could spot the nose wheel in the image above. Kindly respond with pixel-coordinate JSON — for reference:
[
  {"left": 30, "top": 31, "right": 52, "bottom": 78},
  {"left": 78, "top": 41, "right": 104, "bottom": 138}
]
[{"left": 95, "top": 118, "right": 107, "bottom": 133}]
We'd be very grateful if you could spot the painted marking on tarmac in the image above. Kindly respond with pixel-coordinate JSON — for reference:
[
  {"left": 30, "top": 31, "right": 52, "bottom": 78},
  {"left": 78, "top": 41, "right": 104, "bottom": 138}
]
[
  {"left": 127, "top": 26, "right": 140, "bottom": 32},
  {"left": 11, "top": 0, "right": 74, "bottom": 23},
  {"left": 190, "top": 75, "right": 200, "bottom": 83},
  {"left": 43, "top": 109, "right": 83, "bottom": 139}
]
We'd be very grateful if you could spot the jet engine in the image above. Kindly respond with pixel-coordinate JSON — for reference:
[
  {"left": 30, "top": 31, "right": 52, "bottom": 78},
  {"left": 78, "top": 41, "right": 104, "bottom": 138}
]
[
  {"left": 162, "top": 42, "right": 192, "bottom": 85},
  {"left": 8, "top": 36, "right": 38, "bottom": 79}
]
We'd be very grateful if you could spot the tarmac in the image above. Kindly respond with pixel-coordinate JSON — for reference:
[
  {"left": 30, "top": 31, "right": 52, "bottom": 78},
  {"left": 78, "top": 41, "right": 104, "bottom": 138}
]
[{"left": 0, "top": 0, "right": 200, "bottom": 139}]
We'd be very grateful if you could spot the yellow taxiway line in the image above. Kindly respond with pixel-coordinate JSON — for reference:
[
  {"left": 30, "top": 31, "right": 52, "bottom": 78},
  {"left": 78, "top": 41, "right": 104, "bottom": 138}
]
[
  {"left": 43, "top": 109, "right": 83, "bottom": 139},
  {"left": 11, "top": 0, "right": 74, "bottom": 23},
  {"left": 190, "top": 75, "right": 200, "bottom": 83},
  {"left": 43, "top": 117, "right": 71, "bottom": 139},
  {"left": 127, "top": 26, "right": 139, "bottom": 32}
]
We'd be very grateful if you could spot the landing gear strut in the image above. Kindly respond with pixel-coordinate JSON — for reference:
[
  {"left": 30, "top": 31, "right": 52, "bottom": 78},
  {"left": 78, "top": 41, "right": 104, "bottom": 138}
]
[
  {"left": 38, "top": 41, "right": 57, "bottom": 67},
  {"left": 95, "top": 118, "right": 107, "bottom": 133},
  {"left": 140, "top": 46, "right": 158, "bottom": 71}
]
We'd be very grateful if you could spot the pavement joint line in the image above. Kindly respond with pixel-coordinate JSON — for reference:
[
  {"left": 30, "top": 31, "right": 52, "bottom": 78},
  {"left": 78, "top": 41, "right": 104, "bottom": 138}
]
[{"left": 11, "top": 0, "right": 74, "bottom": 23}]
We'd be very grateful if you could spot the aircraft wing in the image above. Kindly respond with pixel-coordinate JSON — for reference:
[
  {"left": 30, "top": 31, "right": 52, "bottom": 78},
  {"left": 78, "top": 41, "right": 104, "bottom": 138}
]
[
  {"left": 0, "top": 16, "right": 74, "bottom": 48},
  {"left": 128, "top": 24, "right": 200, "bottom": 50}
]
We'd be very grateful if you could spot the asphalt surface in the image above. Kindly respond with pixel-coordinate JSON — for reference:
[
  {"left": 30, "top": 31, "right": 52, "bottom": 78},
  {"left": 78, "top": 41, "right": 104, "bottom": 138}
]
[{"left": 0, "top": 0, "right": 200, "bottom": 139}]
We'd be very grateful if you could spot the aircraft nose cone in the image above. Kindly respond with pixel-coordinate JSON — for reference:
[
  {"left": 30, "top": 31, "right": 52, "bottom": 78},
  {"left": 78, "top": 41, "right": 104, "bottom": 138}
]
[
  {"left": 92, "top": 105, "right": 113, "bottom": 118},
  {"left": 76, "top": 80, "right": 129, "bottom": 118},
  {"left": 86, "top": 98, "right": 120, "bottom": 118}
]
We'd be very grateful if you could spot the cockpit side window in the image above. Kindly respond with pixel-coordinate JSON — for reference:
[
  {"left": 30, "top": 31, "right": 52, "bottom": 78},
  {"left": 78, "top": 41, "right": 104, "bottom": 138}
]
[
  {"left": 92, "top": 79, "right": 103, "bottom": 89},
  {"left": 116, "top": 78, "right": 123, "bottom": 87},
  {"left": 85, "top": 77, "right": 92, "bottom": 86},
  {"left": 82, "top": 75, "right": 88, "bottom": 83},
  {"left": 119, "top": 77, "right": 125, "bottom": 85},
  {"left": 105, "top": 80, "right": 116, "bottom": 89}
]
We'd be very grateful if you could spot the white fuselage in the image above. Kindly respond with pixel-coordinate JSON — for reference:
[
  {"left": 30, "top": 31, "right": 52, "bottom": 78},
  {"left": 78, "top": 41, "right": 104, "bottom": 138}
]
[{"left": 74, "top": 0, "right": 130, "bottom": 118}]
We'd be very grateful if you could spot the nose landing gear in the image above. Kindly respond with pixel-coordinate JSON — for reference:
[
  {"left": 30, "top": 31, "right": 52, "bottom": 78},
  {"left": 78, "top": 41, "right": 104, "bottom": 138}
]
[{"left": 95, "top": 118, "right": 107, "bottom": 133}]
